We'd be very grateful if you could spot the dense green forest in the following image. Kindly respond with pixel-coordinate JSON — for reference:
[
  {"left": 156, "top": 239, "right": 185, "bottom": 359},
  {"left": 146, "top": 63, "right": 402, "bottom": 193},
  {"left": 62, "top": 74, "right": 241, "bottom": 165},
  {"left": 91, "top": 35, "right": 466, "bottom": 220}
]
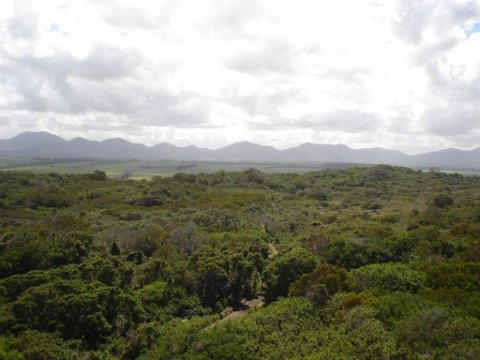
[{"left": 1, "top": 166, "right": 480, "bottom": 359}]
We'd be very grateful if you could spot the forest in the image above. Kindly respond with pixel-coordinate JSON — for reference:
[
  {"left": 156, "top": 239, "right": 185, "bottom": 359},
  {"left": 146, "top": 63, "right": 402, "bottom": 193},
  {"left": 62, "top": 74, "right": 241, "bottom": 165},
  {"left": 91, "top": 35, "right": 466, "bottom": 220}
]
[{"left": 0, "top": 165, "right": 480, "bottom": 359}]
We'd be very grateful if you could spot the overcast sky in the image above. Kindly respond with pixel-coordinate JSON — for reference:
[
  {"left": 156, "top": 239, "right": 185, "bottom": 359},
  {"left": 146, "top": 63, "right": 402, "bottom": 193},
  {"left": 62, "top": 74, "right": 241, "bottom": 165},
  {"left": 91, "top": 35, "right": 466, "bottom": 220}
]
[{"left": 1, "top": 0, "right": 479, "bottom": 153}]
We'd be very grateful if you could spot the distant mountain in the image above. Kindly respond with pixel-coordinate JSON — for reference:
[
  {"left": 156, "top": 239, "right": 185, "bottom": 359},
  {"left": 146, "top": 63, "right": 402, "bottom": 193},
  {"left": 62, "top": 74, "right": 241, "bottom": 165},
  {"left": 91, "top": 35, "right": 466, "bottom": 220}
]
[
  {"left": 64, "top": 137, "right": 151, "bottom": 159},
  {"left": 151, "top": 143, "right": 213, "bottom": 160},
  {"left": 412, "top": 148, "right": 480, "bottom": 168},
  {"left": 214, "top": 141, "right": 281, "bottom": 162},
  {"left": 281, "top": 143, "right": 410, "bottom": 164},
  {"left": 0, "top": 132, "right": 66, "bottom": 157},
  {"left": 0, "top": 132, "right": 479, "bottom": 168}
]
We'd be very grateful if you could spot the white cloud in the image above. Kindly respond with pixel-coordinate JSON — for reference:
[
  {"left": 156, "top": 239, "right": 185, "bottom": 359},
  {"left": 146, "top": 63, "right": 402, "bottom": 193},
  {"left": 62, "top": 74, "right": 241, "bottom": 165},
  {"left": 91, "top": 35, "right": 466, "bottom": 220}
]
[{"left": 0, "top": 0, "right": 479, "bottom": 152}]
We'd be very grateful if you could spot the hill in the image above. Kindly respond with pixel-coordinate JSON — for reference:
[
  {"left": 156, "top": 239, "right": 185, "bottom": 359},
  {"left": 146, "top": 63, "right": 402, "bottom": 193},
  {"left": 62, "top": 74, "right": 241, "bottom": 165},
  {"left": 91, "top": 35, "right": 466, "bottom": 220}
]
[{"left": 0, "top": 131, "right": 479, "bottom": 168}]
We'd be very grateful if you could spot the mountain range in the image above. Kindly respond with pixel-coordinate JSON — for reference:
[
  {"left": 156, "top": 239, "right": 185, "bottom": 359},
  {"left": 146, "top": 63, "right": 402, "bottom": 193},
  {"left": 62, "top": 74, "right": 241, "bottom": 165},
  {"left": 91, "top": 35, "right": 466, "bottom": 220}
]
[{"left": 0, "top": 132, "right": 479, "bottom": 168}]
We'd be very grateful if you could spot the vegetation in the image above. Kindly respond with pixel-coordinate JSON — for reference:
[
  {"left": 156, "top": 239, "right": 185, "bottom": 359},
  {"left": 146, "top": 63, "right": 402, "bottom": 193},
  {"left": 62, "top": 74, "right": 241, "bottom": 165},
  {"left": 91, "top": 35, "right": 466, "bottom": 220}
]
[{"left": 0, "top": 165, "right": 479, "bottom": 359}]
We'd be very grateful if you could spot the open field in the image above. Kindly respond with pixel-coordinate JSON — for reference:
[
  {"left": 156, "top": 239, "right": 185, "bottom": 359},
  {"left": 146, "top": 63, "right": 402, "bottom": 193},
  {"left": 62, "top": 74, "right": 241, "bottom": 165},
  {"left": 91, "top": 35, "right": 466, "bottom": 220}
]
[
  {"left": 0, "top": 158, "right": 364, "bottom": 179},
  {"left": 1, "top": 157, "right": 479, "bottom": 179}
]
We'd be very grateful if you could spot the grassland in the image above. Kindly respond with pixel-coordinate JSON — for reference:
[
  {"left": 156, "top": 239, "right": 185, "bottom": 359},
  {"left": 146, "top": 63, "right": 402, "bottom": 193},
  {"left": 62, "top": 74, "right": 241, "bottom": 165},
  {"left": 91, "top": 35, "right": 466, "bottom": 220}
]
[
  {"left": 1, "top": 157, "right": 479, "bottom": 179},
  {"left": 0, "top": 158, "right": 358, "bottom": 179}
]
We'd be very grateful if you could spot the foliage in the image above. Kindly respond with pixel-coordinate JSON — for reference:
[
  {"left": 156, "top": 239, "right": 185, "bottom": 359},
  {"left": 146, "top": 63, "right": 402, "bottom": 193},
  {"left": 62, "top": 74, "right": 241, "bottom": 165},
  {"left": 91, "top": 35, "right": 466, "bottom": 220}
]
[
  {"left": 352, "top": 263, "right": 426, "bottom": 292},
  {"left": 263, "top": 247, "right": 318, "bottom": 302},
  {"left": 0, "top": 166, "right": 478, "bottom": 358},
  {"left": 433, "top": 194, "right": 455, "bottom": 208},
  {"left": 289, "top": 264, "right": 351, "bottom": 305}
]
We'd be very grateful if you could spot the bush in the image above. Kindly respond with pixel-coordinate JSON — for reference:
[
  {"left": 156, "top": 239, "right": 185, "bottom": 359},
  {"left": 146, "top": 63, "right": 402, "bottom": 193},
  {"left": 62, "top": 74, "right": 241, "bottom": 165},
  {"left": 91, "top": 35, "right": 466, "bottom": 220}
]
[
  {"left": 140, "top": 196, "right": 165, "bottom": 207},
  {"left": 263, "top": 247, "right": 318, "bottom": 302},
  {"left": 433, "top": 194, "right": 454, "bottom": 208},
  {"left": 90, "top": 170, "right": 107, "bottom": 181},
  {"left": 398, "top": 308, "right": 480, "bottom": 355},
  {"left": 352, "top": 263, "right": 425, "bottom": 292},
  {"left": 289, "top": 264, "right": 351, "bottom": 305},
  {"left": 193, "top": 209, "right": 240, "bottom": 232},
  {"left": 16, "top": 187, "right": 72, "bottom": 209},
  {"left": 325, "top": 238, "right": 393, "bottom": 269},
  {"left": 425, "top": 262, "right": 480, "bottom": 291},
  {"left": 11, "top": 279, "right": 142, "bottom": 347},
  {"left": 362, "top": 202, "right": 382, "bottom": 211}
]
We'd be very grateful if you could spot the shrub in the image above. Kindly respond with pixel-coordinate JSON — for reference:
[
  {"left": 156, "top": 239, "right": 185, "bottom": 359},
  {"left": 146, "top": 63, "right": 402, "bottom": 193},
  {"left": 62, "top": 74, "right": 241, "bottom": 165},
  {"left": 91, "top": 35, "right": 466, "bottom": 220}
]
[
  {"left": 263, "top": 247, "right": 318, "bottom": 303},
  {"left": 289, "top": 264, "right": 351, "bottom": 305},
  {"left": 193, "top": 209, "right": 240, "bottom": 232},
  {"left": 352, "top": 263, "right": 425, "bottom": 292},
  {"left": 433, "top": 194, "right": 454, "bottom": 208},
  {"left": 16, "top": 188, "right": 72, "bottom": 209},
  {"left": 90, "top": 170, "right": 107, "bottom": 181}
]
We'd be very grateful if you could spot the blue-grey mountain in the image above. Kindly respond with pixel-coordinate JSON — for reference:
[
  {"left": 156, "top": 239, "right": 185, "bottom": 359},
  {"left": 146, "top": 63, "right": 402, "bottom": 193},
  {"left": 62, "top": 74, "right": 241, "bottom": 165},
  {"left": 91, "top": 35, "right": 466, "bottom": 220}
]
[{"left": 0, "top": 132, "right": 478, "bottom": 168}]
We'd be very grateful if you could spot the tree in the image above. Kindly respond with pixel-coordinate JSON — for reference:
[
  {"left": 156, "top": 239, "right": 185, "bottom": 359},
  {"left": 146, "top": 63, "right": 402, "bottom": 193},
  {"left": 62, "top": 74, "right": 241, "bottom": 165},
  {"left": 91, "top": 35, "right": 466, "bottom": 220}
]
[
  {"left": 433, "top": 194, "right": 454, "bottom": 208},
  {"left": 110, "top": 241, "right": 121, "bottom": 256},
  {"left": 90, "top": 170, "right": 107, "bottom": 181},
  {"left": 289, "top": 264, "right": 351, "bottom": 305},
  {"left": 263, "top": 247, "right": 318, "bottom": 303},
  {"left": 352, "top": 263, "right": 425, "bottom": 292}
]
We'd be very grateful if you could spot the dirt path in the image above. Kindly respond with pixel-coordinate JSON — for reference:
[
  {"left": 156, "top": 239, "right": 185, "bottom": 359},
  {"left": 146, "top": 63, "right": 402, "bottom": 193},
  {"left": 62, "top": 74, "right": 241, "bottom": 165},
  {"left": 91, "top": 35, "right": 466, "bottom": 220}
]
[
  {"left": 268, "top": 243, "right": 279, "bottom": 257},
  {"left": 205, "top": 297, "right": 265, "bottom": 330}
]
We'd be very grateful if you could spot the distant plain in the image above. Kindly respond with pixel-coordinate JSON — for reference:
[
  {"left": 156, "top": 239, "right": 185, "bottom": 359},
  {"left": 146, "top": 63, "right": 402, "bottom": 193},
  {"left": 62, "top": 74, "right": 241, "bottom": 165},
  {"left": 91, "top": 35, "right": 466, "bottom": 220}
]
[{"left": 1, "top": 157, "right": 479, "bottom": 179}]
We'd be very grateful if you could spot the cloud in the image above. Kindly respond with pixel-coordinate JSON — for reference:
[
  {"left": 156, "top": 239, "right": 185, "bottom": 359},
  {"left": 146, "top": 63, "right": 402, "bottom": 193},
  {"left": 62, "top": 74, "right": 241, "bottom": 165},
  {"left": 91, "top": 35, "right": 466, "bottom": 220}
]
[
  {"left": 2, "top": 46, "right": 140, "bottom": 111},
  {"left": 296, "top": 111, "right": 381, "bottom": 133},
  {"left": 98, "top": 1, "right": 160, "bottom": 30},
  {"left": 0, "top": 0, "right": 479, "bottom": 152},
  {"left": 392, "top": 0, "right": 433, "bottom": 44},
  {"left": 388, "top": 0, "right": 480, "bottom": 143},
  {"left": 7, "top": 9, "right": 38, "bottom": 40},
  {"left": 225, "top": 40, "right": 295, "bottom": 75},
  {"left": 0, "top": 43, "right": 209, "bottom": 126},
  {"left": 207, "top": 0, "right": 267, "bottom": 38},
  {"left": 392, "top": 0, "right": 480, "bottom": 44},
  {"left": 422, "top": 104, "right": 480, "bottom": 136}
]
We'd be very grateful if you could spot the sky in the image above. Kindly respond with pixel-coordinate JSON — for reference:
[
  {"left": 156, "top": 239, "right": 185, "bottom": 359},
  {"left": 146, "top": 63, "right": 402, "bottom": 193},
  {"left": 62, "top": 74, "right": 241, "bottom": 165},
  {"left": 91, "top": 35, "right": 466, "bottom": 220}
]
[{"left": 0, "top": 0, "right": 480, "bottom": 153}]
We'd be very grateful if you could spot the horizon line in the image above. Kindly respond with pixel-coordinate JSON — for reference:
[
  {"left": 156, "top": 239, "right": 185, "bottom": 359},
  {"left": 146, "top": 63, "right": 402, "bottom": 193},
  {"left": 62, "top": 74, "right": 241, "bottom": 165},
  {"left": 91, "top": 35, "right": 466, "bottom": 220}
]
[{"left": 2, "top": 130, "right": 479, "bottom": 156}]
